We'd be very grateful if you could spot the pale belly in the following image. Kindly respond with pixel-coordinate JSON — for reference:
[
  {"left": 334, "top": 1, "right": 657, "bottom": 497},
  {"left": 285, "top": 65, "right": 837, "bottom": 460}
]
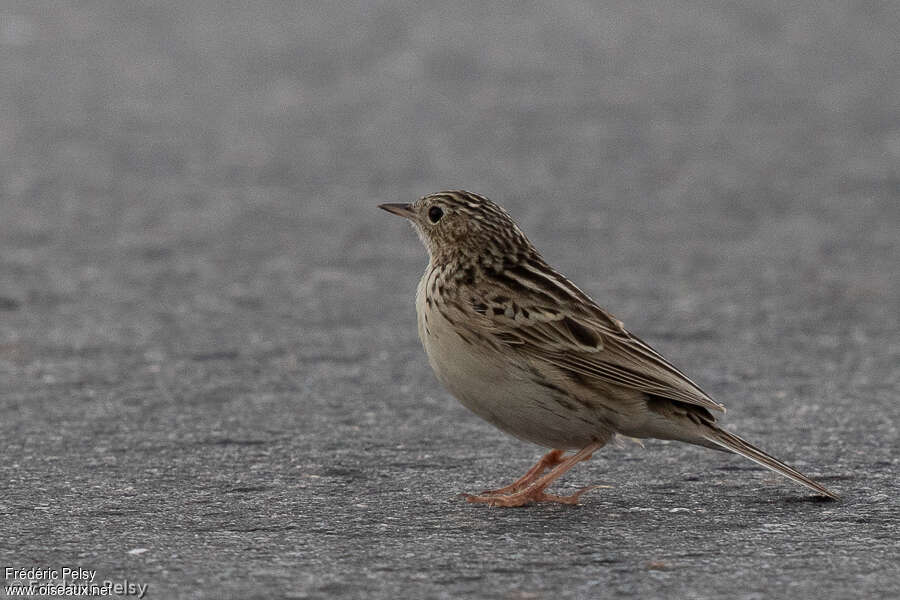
[{"left": 416, "top": 281, "right": 614, "bottom": 450}]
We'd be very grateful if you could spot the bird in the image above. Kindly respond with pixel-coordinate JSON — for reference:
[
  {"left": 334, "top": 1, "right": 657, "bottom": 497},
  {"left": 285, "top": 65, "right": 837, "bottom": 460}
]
[{"left": 379, "top": 190, "right": 838, "bottom": 506}]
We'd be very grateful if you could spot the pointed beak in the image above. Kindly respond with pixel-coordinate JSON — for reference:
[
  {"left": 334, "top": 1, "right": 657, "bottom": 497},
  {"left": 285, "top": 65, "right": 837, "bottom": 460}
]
[{"left": 378, "top": 203, "right": 415, "bottom": 219}]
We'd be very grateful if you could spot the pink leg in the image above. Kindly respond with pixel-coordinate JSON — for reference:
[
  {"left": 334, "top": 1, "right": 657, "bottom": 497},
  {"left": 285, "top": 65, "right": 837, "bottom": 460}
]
[
  {"left": 476, "top": 449, "right": 567, "bottom": 496},
  {"left": 466, "top": 441, "right": 603, "bottom": 507}
]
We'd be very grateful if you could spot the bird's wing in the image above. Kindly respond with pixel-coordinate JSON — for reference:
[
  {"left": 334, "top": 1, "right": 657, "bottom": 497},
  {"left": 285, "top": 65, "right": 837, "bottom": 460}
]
[{"left": 462, "top": 268, "right": 725, "bottom": 415}]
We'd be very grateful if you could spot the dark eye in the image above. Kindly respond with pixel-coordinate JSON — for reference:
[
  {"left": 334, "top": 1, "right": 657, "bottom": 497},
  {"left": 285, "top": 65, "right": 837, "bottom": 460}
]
[{"left": 428, "top": 206, "right": 444, "bottom": 223}]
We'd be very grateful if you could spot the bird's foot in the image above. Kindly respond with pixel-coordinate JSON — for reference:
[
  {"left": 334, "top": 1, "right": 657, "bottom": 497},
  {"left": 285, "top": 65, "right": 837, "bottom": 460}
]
[
  {"left": 466, "top": 485, "right": 597, "bottom": 507},
  {"left": 464, "top": 441, "right": 604, "bottom": 508},
  {"left": 476, "top": 449, "right": 567, "bottom": 496}
]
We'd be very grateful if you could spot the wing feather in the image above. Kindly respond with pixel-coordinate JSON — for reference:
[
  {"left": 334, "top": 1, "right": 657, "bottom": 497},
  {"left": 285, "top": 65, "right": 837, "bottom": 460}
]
[{"left": 461, "top": 267, "right": 725, "bottom": 414}]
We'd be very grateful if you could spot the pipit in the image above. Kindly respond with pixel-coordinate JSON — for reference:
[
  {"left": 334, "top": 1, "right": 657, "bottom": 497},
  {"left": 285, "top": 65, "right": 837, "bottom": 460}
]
[{"left": 379, "top": 191, "right": 837, "bottom": 506}]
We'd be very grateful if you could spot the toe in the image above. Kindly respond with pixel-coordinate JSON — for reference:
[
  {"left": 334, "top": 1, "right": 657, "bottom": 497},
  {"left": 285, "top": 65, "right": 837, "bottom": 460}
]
[{"left": 537, "top": 485, "right": 598, "bottom": 505}]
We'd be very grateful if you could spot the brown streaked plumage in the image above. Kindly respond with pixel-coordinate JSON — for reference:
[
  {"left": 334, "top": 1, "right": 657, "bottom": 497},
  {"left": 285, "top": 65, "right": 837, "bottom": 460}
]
[{"left": 379, "top": 190, "right": 838, "bottom": 506}]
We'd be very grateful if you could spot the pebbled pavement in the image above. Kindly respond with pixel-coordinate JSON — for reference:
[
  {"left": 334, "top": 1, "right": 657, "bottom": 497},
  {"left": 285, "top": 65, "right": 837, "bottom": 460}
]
[{"left": 1, "top": 2, "right": 898, "bottom": 599}]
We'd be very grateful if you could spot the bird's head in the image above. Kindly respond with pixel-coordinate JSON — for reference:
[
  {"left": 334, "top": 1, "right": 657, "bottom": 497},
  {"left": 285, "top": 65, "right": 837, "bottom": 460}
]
[{"left": 379, "top": 191, "right": 533, "bottom": 265}]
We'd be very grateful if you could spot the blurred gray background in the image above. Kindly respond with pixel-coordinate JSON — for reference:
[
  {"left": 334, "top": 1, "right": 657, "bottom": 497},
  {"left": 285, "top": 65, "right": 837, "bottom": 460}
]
[{"left": 1, "top": 2, "right": 898, "bottom": 599}]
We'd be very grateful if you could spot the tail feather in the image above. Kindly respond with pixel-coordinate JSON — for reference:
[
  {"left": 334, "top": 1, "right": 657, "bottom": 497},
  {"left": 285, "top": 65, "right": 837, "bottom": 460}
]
[{"left": 702, "top": 427, "right": 839, "bottom": 500}]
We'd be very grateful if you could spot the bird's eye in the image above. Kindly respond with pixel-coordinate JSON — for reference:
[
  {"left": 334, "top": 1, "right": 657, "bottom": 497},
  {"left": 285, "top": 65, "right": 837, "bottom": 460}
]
[{"left": 428, "top": 206, "right": 444, "bottom": 223}]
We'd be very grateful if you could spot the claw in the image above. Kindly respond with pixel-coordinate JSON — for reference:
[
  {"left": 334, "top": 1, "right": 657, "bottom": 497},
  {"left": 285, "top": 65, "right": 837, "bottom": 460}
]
[{"left": 537, "top": 485, "right": 598, "bottom": 504}]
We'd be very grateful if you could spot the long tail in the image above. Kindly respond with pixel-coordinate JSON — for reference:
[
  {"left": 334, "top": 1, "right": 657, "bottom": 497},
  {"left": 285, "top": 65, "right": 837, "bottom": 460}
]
[{"left": 702, "top": 426, "right": 839, "bottom": 500}]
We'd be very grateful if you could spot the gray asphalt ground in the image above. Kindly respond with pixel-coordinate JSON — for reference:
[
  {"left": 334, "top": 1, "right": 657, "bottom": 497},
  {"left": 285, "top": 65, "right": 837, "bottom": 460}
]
[{"left": 1, "top": 2, "right": 899, "bottom": 599}]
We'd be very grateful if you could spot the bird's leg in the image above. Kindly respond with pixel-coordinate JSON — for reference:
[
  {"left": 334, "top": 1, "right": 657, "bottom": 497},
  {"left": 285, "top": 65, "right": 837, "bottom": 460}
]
[
  {"left": 476, "top": 449, "right": 567, "bottom": 496},
  {"left": 466, "top": 441, "right": 603, "bottom": 507}
]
